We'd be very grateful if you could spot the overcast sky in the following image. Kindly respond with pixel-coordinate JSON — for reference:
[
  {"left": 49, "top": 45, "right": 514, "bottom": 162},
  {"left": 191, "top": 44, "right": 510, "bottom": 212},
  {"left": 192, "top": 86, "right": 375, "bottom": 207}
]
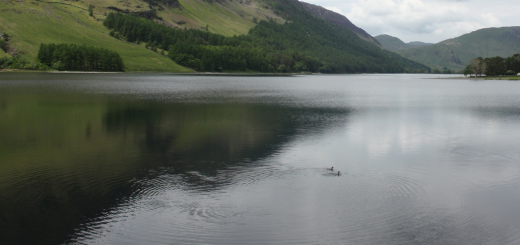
[{"left": 302, "top": 0, "right": 520, "bottom": 43}]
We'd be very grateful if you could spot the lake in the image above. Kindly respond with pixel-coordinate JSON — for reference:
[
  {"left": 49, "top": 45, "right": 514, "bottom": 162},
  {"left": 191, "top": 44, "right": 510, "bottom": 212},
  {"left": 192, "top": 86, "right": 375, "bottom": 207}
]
[{"left": 1, "top": 73, "right": 520, "bottom": 245}]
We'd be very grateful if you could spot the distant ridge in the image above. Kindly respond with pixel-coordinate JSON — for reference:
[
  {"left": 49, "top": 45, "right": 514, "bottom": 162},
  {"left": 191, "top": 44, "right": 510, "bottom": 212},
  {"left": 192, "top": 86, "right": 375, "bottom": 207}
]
[
  {"left": 375, "top": 34, "right": 432, "bottom": 51},
  {"left": 299, "top": 1, "right": 381, "bottom": 46},
  {"left": 394, "top": 27, "right": 520, "bottom": 70}
]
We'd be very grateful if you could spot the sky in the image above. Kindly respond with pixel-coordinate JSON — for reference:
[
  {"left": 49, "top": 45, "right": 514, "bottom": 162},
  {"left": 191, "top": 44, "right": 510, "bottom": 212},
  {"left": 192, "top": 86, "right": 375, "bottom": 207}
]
[{"left": 302, "top": 0, "right": 520, "bottom": 43}]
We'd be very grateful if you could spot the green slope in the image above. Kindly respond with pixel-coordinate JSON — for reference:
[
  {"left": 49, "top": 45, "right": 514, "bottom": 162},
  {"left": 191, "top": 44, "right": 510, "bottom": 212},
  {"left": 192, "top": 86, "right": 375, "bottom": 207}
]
[
  {"left": 395, "top": 27, "right": 520, "bottom": 70},
  {"left": 0, "top": 0, "right": 192, "bottom": 72},
  {"left": 85, "top": 0, "right": 284, "bottom": 36},
  {"left": 0, "top": 48, "right": 10, "bottom": 58},
  {"left": 1, "top": 0, "right": 428, "bottom": 73},
  {"left": 375, "top": 34, "right": 432, "bottom": 51}
]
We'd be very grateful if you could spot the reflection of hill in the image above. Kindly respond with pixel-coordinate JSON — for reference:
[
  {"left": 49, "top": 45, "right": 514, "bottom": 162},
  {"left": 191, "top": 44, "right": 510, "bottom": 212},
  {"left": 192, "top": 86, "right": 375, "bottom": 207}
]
[{"left": 0, "top": 95, "right": 350, "bottom": 245}]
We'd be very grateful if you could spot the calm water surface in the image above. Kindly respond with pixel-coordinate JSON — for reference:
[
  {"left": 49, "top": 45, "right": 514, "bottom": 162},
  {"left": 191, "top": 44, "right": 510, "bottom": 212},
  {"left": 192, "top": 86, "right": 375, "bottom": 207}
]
[{"left": 1, "top": 73, "right": 520, "bottom": 245}]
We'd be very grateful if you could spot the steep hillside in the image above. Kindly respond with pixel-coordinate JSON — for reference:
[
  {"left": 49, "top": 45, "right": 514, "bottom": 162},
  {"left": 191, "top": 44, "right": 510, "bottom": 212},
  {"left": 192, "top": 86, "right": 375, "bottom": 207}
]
[
  {"left": 0, "top": 0, "right": 191, "bottom": 71},
  {"left": 1, "top": 0, "right": 428, "bottom": 73},
  {"left": 102, "top": 0, "right": 430, "bottom": 73},
  {"left": 298, "top": 2, "right": 380, "bottom": 46},
  {"left": 0, "top": 48, "right": 10, "bottom": 59},
  {"left": 86, "top": 0, "right": 284, "bottom": 36},
  {"left": 375, "top": 34, "right": 432, "bottom": 51},
  {"left": 395, "top": 27, "right": 520, "bottom": 70}
]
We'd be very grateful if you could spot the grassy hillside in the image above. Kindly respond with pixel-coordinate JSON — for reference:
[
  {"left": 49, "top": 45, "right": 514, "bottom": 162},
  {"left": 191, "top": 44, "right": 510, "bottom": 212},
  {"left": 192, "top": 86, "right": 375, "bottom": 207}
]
[
  {"left": 0, "top": 0, "right": 192, "bottom": 72},
  {"left": 375, "top": 34, "right": 432, "bottom": 51},
  {"left": 1, "top": 0, "right": 427, "bottom": 73},
  {"left": 395, "top": 27, "right": 520, "bottom": 70},
  {"left": 162, "top": 0, "right": 284, "bottom": 36},
  {"left": 0, "top": 48, "right": 10, "bottom": 58},
  {"left": 85, "top": 0, "right": 284, "bottom": 36}
]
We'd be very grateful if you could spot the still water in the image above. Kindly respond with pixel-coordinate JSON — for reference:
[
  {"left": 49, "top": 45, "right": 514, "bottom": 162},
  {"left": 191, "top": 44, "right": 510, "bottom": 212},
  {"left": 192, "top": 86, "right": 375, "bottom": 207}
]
[{"left": 1, "top": 73, "right": 520, "bottom": 245}]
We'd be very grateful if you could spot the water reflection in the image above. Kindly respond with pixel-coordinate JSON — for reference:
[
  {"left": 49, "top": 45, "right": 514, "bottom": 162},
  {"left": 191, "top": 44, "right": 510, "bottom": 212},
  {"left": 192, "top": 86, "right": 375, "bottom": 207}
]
[
  {"left": 2, "top": 74, "right": 520, "bottom": 245},
  {"left": 0, "top": 92, "right": 350, "bottom": 245}
]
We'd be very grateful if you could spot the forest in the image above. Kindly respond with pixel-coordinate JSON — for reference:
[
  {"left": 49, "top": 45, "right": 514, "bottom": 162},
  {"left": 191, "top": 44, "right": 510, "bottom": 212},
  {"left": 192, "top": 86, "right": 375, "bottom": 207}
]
[
  {"left": 37, "top": 43, "right": 124, "bottom": 71},
  {"left": 464, "top": 54, "right": 520, "bottom": 76},
  {"left": 103, "top": 0, "right": 430, "bottom": 73}
]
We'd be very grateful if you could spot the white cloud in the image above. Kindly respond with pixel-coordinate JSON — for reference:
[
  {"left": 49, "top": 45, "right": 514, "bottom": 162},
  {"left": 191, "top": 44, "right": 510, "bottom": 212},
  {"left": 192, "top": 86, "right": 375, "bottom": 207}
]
[{"left": 302, "top": 0, "right": 519, "bottom": 43}]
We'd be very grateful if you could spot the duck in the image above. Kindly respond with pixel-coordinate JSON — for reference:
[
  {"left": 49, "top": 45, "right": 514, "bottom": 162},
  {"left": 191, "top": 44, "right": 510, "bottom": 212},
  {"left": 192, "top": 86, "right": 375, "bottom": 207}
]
[{"left": 327, "top": 166, "right": 334, "bottom": 171}]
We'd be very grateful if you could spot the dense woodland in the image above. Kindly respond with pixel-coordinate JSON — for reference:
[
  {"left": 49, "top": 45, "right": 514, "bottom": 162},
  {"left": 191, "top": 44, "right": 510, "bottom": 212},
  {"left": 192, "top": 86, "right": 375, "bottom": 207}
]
[
  {"left": 464, "top": 54, "right": 520, "bottom": 76},
  {"left": 37, "top": 43, "right": 124, "bottom": 71},
  {"left": 103, "top": 0, "right": 430, "bottom": 73}
]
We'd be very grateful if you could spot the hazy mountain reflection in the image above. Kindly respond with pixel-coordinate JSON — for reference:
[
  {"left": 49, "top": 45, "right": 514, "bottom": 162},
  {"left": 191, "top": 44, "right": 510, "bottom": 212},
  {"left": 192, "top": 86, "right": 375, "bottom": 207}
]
[
  {"left": 2, "top": 74, "right": 520, "bottom": 245},
  {"left": 0, "top": 92, "right": 350, "bottom": 245}
]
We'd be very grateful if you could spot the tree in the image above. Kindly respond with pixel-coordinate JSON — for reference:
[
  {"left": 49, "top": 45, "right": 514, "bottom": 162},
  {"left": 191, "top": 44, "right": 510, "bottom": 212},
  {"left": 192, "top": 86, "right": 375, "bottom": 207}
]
[
  {"left": 88, "top": 4, "right": 94, "bottom": 17},
  {"left": 469, "top": 57, "right": 485, "bottom": 77},
  {"left": 505, "top": 54, "right": 520, "bottom": 74},
  {"left": 483, "top": 56, "right": 505, "bottom": 76},
  {"left": 463, "top": 64, "right": 472, "bottom": 77}
]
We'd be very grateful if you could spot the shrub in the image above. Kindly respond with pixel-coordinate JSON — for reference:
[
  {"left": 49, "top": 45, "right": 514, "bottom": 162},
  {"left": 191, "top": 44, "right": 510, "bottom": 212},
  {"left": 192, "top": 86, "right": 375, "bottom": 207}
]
[
  {"left": 52, "top": 61, "right": 64, "bottom": 71},
  {"left": 0, "top": 39, "right": 7, "bottom": 52}
]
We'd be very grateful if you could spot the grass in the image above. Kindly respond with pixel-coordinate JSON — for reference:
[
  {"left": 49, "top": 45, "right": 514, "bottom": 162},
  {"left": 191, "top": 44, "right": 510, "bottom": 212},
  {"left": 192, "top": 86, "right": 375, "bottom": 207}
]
[
  {"left": 1, "top": 0, "right": 286, "bottom": 71},
  {"left": 44, "top": 0, "right": 284, "bottom": 36},
  {"left": 484, "top": 76, "right": 520, "bottom": 80},
  {"left": 0, "top": 0, "right": 192, "bottom": 72},
  {"left": 163, "top": 0, "right": 283, "bottom": 36},
  {"left": 0, "top": 48, "right": 10, "bottom": 58}
]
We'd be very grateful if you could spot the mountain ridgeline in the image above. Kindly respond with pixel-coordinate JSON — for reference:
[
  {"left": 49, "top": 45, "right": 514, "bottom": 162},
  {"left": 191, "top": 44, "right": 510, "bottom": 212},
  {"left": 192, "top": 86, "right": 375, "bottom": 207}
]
[
  {"left": 375, "top": 34, "right": 432, "bottom": 51},
  {"left": 0, "top": 0, "right": 429, "bottom": 72},
  {"left": 104, "top": 0, "right": 429, "bottom": 73},
  {"left": 298, "top": 2, "right": 381, "bottom": 46},
  {"left": 392, "top": 27, "right": 520, "bottom": 70}
]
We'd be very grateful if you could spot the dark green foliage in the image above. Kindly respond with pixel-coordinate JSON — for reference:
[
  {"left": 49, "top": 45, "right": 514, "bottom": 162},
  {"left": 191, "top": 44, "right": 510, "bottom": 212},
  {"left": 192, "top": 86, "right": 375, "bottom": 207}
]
[
  {"left": 0, "top": 57, "right": 13, "bottom": 68},
  {"left": 2, "top": 32, "right": 10, "bottom": 41},
  {"left": 0, "top": 56, "right": 49, "bottom": 70},
  {"left": 463, "top": 65, "right": 472, "bottom": 76},
  {"left": 88, "top": 4, "right": 94, "bottom": 17},
  {"left": 37, "top": 43, "right": 124, "bottom": 71},
  {"left": 103, "top": 6, "right": 429, "bottom": 73},
  {"left": 467, "top": 54, "right": 520, "bottom": 76},
  {"left": 483, "top": 56, "right": 505, "bottom": 76},
  {"left": 505, "top": 54, "right": 520, "bottom": 74},
  {"left": 0, "top": 39, "right": 7, "bottom": 52}
]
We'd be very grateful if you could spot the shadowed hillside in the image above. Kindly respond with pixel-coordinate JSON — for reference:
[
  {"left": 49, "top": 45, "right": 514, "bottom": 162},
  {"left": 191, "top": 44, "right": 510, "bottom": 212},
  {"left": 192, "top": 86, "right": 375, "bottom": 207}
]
[
  {"left": 375, "top": 34, "right": 432, "bottom": 51},
  {"left": 394, "top": 27, "right": 520, "bottom": 70},
  {"left": 299, "top": 2, "right": 380, "bottom": 46},
  {"left": 0, "top": 0, "right": 429, "bottom": 72}
]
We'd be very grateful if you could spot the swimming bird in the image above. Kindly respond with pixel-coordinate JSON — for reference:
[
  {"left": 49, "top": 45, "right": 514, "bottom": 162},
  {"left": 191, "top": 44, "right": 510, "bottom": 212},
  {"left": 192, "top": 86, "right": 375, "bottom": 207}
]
[{"left": 327, "top": 166, "right": 334, "bottom": 171}]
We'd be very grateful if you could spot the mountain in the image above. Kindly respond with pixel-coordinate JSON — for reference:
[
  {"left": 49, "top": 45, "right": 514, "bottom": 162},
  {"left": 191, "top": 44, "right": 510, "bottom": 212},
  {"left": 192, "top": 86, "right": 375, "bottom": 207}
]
[
  {"left": 298, "top": 2, "right": 380, "bottom": 46},
  {"left": 375, "top": 34, "right": 432, "bottom": 51},
  {"left": 394, "top": 27, "right": 520, "bottom": 70},
  {"left": 0, "top": 0, "right": 428, "bottom": 73}
]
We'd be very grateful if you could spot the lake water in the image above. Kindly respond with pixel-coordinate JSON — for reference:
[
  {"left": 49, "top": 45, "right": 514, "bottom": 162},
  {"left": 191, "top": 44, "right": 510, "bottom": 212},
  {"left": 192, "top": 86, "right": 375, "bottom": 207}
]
[{"left": 1, "top": 73, "right": 520, "bottom": 245}]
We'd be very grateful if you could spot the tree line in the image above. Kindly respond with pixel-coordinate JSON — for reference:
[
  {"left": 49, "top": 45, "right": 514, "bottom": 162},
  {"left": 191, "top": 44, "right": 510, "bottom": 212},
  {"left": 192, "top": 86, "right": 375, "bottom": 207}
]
[
  {"left": 37, "top": 43, "right": 124, "bottom": 71},
  {"left": 103, "top": 7, "right": 430, "bottom": 73},
  {"left": 464, "top": 54, "right": 520, "bottom": 77}
]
